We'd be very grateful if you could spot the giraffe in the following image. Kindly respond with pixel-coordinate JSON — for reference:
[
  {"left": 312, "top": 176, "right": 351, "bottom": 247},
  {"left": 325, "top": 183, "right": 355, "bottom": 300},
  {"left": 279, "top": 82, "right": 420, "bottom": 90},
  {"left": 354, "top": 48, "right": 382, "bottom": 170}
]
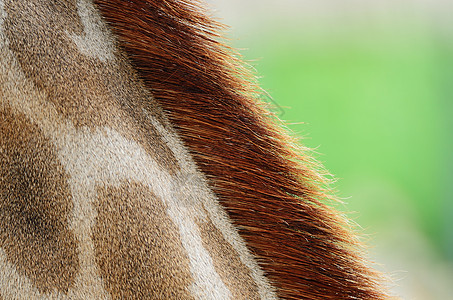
[{"left": 0, "top": 0, "right": 391, "bottom": 299}]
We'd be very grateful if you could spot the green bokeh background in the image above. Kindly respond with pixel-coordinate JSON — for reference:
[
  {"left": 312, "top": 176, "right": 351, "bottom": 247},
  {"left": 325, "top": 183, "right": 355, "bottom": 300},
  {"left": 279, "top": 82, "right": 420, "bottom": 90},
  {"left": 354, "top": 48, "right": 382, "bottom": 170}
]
[
  {"left": 246, "top": 26, "right": 451, "bottom": 254},
  {"left": 208, "top": 0, "right": 452, "bottom": 298}
]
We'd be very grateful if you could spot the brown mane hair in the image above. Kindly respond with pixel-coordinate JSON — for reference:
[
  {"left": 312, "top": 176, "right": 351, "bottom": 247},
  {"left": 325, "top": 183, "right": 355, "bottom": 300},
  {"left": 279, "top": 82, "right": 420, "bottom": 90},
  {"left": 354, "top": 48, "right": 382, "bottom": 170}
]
[{"left": 94, "top": 0, "right": 389, "bottom": 298}]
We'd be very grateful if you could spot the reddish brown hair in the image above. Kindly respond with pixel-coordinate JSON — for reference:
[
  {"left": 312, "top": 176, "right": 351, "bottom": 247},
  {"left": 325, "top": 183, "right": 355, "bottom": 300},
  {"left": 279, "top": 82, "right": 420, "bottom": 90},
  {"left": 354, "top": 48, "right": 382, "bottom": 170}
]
[{"left": 95, "top": 1, "right": 389, "bottom": 298}]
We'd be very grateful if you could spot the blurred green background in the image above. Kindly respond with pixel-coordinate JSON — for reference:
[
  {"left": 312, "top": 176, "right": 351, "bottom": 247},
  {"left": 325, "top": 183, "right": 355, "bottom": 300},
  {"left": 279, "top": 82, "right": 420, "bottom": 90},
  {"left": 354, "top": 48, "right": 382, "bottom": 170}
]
[{"left": 207, "top": 0, "right": 452, "bottom": 298}]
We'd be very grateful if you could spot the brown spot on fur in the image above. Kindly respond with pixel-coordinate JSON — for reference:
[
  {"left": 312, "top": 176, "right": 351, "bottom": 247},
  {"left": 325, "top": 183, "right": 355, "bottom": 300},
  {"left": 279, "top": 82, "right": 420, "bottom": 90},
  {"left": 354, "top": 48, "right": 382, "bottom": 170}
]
[
  {"left": 197, "top": 216, "right": 260, "bottom": 299},
  {"left": 3, "top": 0, "right": 179, "bottom": 174},
  {"left": 93, "top": 181, "right": 195, "bottom": 299},
  {"left": 95, "top": 1, "right": 391, "bottom": 298},
  {"left": 0, "top": 107, "right": 79, "bottom": 293}
]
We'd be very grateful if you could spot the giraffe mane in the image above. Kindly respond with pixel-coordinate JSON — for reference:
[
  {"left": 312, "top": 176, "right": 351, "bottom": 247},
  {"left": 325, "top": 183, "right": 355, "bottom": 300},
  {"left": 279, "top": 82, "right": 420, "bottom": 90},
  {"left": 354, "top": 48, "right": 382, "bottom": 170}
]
[{"left": 94, "top": 0, "right": 389, "bottom": 298}]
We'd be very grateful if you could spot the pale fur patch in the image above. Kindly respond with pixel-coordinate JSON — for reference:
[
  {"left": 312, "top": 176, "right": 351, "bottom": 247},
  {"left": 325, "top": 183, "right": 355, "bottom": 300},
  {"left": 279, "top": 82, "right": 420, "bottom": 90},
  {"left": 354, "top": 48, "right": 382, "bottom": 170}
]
[
  {"left": 0, "top": 1, "right": 4, "bottom": 28},
  {"left": 68, "top": 0, "right": 115, "bottom": 62}
]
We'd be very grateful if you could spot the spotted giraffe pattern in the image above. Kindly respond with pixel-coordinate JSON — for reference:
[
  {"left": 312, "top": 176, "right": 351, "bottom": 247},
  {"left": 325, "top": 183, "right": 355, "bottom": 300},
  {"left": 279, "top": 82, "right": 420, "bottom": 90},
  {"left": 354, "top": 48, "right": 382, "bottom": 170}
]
[{"left": 0, "top": 0, "right": 277, "bottom": 299}]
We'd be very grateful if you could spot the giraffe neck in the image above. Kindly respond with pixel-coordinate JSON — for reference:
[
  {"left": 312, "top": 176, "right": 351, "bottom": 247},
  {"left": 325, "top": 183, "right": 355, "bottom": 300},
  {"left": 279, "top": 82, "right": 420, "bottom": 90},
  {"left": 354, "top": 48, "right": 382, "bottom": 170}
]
[{"left": 0, "top": 0, "right": 276, "bottom": 299}]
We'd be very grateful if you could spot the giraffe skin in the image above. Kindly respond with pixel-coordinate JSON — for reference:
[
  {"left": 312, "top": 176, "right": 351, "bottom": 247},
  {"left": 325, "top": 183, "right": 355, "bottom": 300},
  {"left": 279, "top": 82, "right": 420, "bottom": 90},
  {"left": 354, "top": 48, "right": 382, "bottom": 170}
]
[{"left": 0, "top": 0, "right": 276, "bottom": 299}]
